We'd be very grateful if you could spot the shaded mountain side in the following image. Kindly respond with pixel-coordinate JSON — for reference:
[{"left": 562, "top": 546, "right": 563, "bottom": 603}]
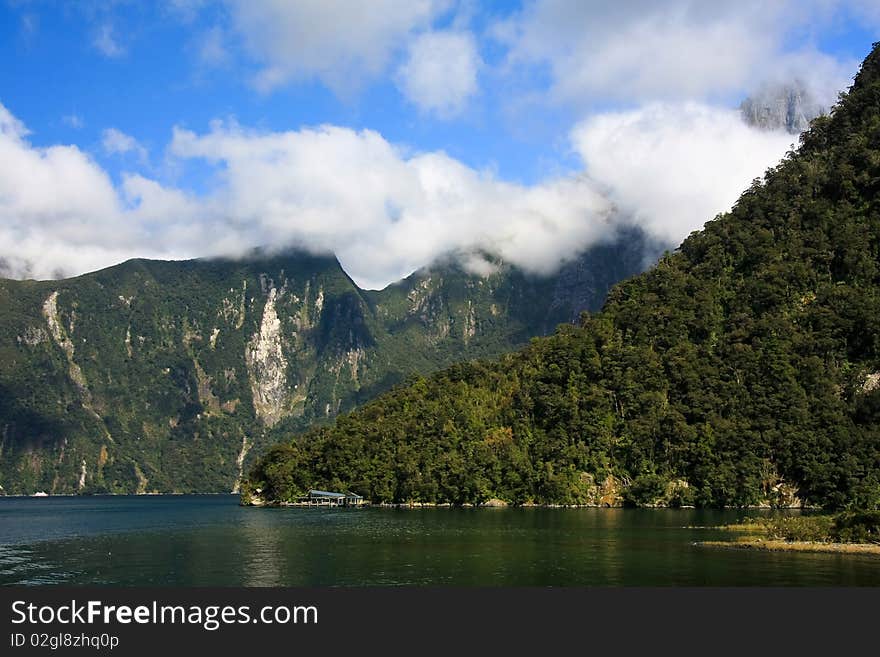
[
  {"left": 0, "top": 230, "right": 653, "bottom": 494},
  {"left": 244, "top": 44, "right": 880, "bottom": 510}
]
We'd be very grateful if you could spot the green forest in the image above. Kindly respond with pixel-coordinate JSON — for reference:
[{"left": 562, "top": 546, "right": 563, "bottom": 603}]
[
  {"left": 243, "top": 43, "right": 880, "bottom": 510},
  {"left": 0, "top": 213, "right": 647, "bottom": 495}
]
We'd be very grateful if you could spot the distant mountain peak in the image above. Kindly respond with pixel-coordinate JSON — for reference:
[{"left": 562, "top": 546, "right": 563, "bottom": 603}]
[{"left": 740, "top": 80, "right": 827, "bottom": 134}]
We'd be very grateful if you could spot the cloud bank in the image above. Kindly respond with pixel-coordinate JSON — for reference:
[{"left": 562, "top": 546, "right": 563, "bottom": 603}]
[
  {"left": 571, "top": 103, "right": 796, "bottom": 246},
  {"left": 0, "top": 99, "right": 801, "bottom": 288},
  {"left": 493, "top": 0, "right": 855, "bottom": 106},
  {"left": 3, "top": 0, "right": 866, "bottom": 287}
]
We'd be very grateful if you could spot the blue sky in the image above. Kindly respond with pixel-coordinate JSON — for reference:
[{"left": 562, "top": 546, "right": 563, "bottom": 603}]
[
  {"left": 1, "top": 1, "right": 581, "bottom": 186},
  {"left": 0, "top": 1, "right": 877, "bottom": 287}
]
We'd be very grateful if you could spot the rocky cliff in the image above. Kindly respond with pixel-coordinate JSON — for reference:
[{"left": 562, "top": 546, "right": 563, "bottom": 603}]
[
  {"left": 740, "top": 80, "right": 827, "bottom": 134},
  {"left": 0, "top": 230, "right": 653, "bottom": 494}
]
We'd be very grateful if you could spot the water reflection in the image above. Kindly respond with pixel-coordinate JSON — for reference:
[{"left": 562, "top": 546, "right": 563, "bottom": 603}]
[
  {"left": 0, "top": 497, "right": 878, "bottom": 586},
  {"left": 239, "top": 509, "right": 288, "bottom": 586}
]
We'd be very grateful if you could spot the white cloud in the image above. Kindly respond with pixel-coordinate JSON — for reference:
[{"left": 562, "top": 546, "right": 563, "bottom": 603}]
[
  {"left": 168, "top": 120, "right": 614, "bottom": 287},
  {"left": 0, "top": 102, "right": 615, "bottom": 287},
  {"left": 397, "top": 30, "right": 480, "bottom": 117},
  {"left": 0, "top": 104, "right": 149, "bottom": 279},
  {"left": 102, "top": 128, "right": 149, "bottom": 164},
  {"left": 1, "top": 3, "right": 868, "bottom": 292},
  {"left": 93, "top": 23, "right": 125, "bottom": 58},
  {"left": 0, "top": 104, "right": 29, "bottom": 138},
  {"left": 494, "top": 0, "right": 852, "bottom": 105},
  {"left": 225, "top": 0, "right": 449, "bottom": 93},
  {"left": 0, "top": 108, "right": 119, "bottom": 227},
  {"left": 571, "top": 103, "right": 795, "bottom": 246},
  {"left": 0, "top": 101, "right": 801, "bottom": 290},
  {"left": 762, "top": 49, "right": 860, "bottom": 109}
]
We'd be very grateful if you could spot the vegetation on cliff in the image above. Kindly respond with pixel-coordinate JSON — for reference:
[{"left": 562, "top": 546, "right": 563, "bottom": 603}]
[
  {"left": 244, "top": 43, "right": 880, "bottom": 509},
  {"left": 0, "top": 233, "right": 648, "bottom": 494}
]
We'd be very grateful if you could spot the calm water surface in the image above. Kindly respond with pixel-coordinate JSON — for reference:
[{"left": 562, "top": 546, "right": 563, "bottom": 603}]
[{"left": 1, "top": 495, "right": 878, "bottom": 586}]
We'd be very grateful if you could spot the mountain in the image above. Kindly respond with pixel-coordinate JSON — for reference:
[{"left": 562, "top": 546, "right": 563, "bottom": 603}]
[
  {"left": 245, "top": 44, "right": 880, "bottom": 510},
  {"left": 0, "top": 229, "right": 653, "bottom": 494},
  {"left": 740, "top": 80, "right": 827, "bottom": 134}
]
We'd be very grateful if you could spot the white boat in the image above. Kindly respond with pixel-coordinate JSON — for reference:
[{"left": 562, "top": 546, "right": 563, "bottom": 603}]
[{"left": 31, "top": 491, "right": 49, "bottom": 497}]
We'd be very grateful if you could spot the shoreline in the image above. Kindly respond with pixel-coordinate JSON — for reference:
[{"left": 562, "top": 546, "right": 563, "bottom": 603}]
[
  {"left": 0, "top": 492, "right": 238, "bottom": 498},
  {"left": 247, "top": 500, "right": 815, "bottom": 510},
  {"left": 698, "top": 539, "right": 880, "bottom": 556},
  {"left": 0, "top": 493, "right": 820, "bottom": 511}
]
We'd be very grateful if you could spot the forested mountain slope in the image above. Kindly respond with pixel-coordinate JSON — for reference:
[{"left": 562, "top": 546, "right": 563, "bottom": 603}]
[
  {"left": 244, "top": 44, "right": 880, "bottom": 510},
  {"left": 0, "top": 231, "right": 649, "bottom": 494}
]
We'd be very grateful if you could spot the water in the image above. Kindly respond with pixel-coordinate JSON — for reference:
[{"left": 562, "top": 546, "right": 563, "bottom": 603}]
[{"left": 1, "top": 495, "right": 877, "bottom": 586}]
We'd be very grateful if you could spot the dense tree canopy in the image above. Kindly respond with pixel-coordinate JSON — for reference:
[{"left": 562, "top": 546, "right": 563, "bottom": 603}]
[{"left": 245, "top": 44, "right": 880, "bottom": 510}]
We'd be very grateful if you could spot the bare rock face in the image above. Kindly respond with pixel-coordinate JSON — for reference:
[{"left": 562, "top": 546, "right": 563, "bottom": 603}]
[
  {"left": 598, "top": 475, "right": 624, "bottom": 507},
  {"left": 43, "top": 291, "right": 111, "bottom": 443},
  {"left": 740, "top": 81, "right": 826, "bottom": 134},
  {"left": 0, "top": 242, "right": 656, "bottom": 495},
  {"left": 43, "top": 291, "right": 88, "bottom": 391},
  {"left": 245, "top": 287, "right": 290, "bottom": 427}
]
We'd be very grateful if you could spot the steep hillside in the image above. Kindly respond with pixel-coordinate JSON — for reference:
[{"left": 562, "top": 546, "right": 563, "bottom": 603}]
[
  {"left": 245, "top": 44, "right": 880, "bottom": 510},
  {"left": 0, "top": 231, "right": 650, "bottom": 494}
]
